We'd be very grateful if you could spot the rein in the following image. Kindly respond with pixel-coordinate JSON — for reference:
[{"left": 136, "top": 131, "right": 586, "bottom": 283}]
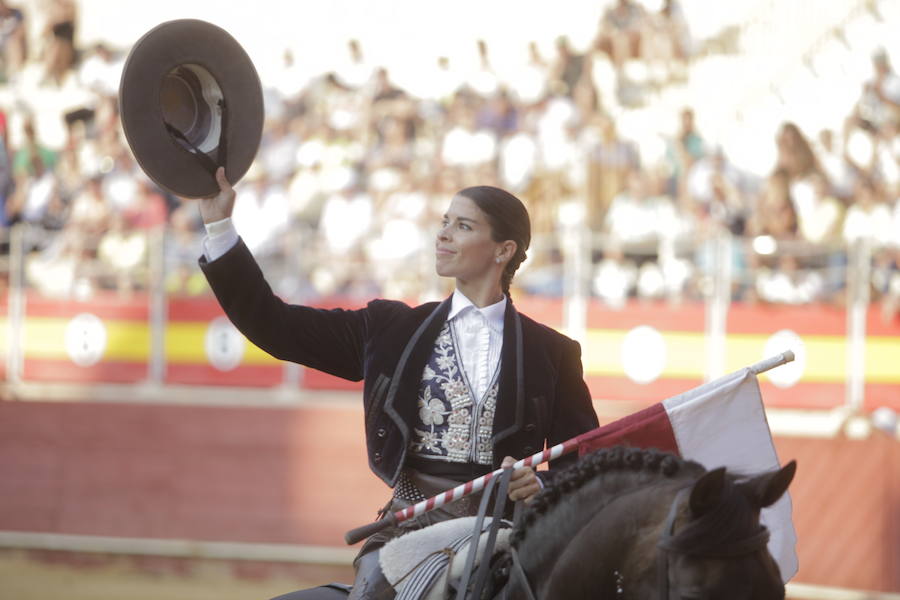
[{"left": 656, "top": 487, "right": 771, "bottom": 600}]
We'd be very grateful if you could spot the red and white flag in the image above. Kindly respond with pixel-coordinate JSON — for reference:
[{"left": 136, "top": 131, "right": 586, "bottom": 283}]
[{"left": 577, "top": 367, "right": 799, "bottom": 582}]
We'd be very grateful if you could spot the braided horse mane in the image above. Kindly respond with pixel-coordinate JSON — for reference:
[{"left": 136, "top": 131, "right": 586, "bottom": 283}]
[
  {"left": 499, "top": 446, "right": 784, "bottom": 598},
  {"left": 511, "top": 446, "right": 703, "bottom": 550}
]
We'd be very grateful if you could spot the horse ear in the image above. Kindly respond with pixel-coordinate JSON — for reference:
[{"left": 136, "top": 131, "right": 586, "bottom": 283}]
[
  {"left": 689, "top": 467, "right": 727, "bottom": 516},
  {"left": 742, "top": 460, "right": 797, "bottom": 508}
]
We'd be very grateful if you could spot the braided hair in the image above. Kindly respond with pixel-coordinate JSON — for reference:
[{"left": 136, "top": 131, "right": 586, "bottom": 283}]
[{"left": 458, "top": 185, "right": 531, "bottom": 300}]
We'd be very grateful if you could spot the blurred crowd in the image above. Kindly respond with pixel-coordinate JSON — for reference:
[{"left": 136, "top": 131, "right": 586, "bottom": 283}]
[{"left": 0, "top": 0, "right": 899, "bottom": 318}]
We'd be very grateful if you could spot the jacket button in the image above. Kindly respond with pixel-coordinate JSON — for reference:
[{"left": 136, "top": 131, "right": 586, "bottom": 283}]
[
  {"left": 524, "top": 423, "right": 536, "bottom": 432},
  {"left": 376, "top": 428, "right": 387, "bottom": 438},
  {"left": 373, "top": 452, "right": 382, "bottom": 463},
  {"left": 523, "top": 446, "right": 534, "bottom": 455}
]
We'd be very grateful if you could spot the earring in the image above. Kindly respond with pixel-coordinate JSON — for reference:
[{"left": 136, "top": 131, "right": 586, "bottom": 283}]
[{"left": 495, "top": 257, "right": 501, "bottom": 264}]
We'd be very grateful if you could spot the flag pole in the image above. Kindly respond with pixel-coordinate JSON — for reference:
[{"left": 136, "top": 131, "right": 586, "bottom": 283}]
[
  {"left": 344, "top": 438, "right": 582, "bottom": 544},
  {"left": 748, "top": 350, "right": 795, "bottom": 376},
  {"left": 344, "top": 350, "right": 796, "bottom": 545}
]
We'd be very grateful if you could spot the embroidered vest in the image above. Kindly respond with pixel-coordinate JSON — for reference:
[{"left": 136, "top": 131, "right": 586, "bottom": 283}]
[{"left": 409, "top": 321, "right": 499, "bottom": 466}]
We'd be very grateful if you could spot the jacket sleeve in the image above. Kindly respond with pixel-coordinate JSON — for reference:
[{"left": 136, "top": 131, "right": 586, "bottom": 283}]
[
  {"left": 543, "top": 337, "right": 599, "bottom": 479},
  {"left": 200, "top": 238, "right": 368, "bottom": 381}
]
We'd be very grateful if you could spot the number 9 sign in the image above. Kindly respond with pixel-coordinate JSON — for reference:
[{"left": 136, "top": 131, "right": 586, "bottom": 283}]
[
  {"left": 204, "top": 316, "right": 245, "bottom": 371},
  {"left": 64, "top": 313, "right": 108, "bottom": 367}
]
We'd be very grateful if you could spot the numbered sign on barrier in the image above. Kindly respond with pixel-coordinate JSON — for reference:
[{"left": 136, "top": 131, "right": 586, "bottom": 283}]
[
  {"left": 204, "top": 316, "right": 245, "bottom": 372},
  {"left": 64, "top": 313, "right": 107, "bottom": 367}
]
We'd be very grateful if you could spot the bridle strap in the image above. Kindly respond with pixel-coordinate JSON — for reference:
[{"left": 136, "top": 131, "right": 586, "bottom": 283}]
[
  {"left": 656, "top": 487, "right": 690, "bottom": 600},
  {"left": 659, "top": 527, "right": 771, "bottom": 558},
  {"left": 455, "top": 467, "right": 512, "bottom": 600},
  {"left": 656, "top": 486, "right": 773, "bottom": 600},
  {"left": 508, "top": 545, "right": 538, "bottom": 600}
]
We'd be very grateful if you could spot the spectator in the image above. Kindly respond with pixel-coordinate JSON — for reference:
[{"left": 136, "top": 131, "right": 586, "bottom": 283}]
[
  {"left": 165, "top": 205, "right": 206, "bottom": 296},
  {"left": 317, "top": 178, "right": 373, "bottom": 256},
  {"left": 668, "top": 107, "right": 705, "bottom": 195},
  {"left": 13, "top": 118, "right": 57, "bottom": 178},
  {"left": 585, "top": 114, "right": 641, "bottom": 230},
  {"left": 6, "top": 120, "right": 59, "bottom": 228},
  {"left": 465, "top": 39, "right": 500, "bottom": 98},
  {"left": 265, "top": 48, "right": 312, "bottom": 122},
  {"left": 78, "top": 43, "right": 122, "bottom": 96},
  {"left": 0, "top": 1, "right": 26, "bottom": 82},
  {"left": 842, "top": 177, "right": 892, "bottom": 248},
  {"left": 851, "top": 48, "right": 900, "bottom": 135},
  {"left": 508, "top": 41, "right": 548, "bottom": 105},
  {"left": 594, "top": 0, "right": 647, "bottom": 71},
  {"left": 881, "top": 197, "right": 900, "bottom": 319},
  {"left": 3, "top": 3, "right": 900, "bottom": 310},
  {"left": 476, "top": 88, "right": 518, "bottom": 140},
  {"left": 498, "top": 121, "right": 539, "bottom": 192},
  {"left": 128, "top": 177, "right": 168, "bottom": 231},
  {"left": 549, "top": 36, "right": 587, "bottom": 99},
  {"left": 414, "top": 56, "right": 463, "bottom": 106},
  {"left": 775, "top": 121, "right": 821, "bottom": 183},
  {"left": 97, "top": 211, "right": 147, "bottom": 295},
  {"left": 814, "top": 128, "right": 854, "bottom": 199},
  {"left": 67, "top": 174, "right": 110, "bottom": 242},
  {"left": 441, "top": 104, "right": 496, "bottom": 170},
  {"left": 642, "top": 0, "right": 692, "bottom": 83},
  {"left": 102, "top": 148, "right": 140, "bottom": 214},
  {"left": 40, "top": 0, "right": 77, "bottom": 86},
  {"left": 259, "top": 117, "right": 302, "bottom": 184},
  {"left": 796, "top": 172, "right": 846, "bottom": 302},
  {"left": 873, "top": 118, "right": 900, "bottom": 194},
  {"left": 797, "top": 172, "right": 844, "bottom": 247},
  {"left": 750, "top": 170, "right": 798, "bottom": 243},
  {"left": 745, "top": 170, "right": 805, "bottom": 302},
  {"left": 516, "top": 246, "right": 564, "bottom": 297},
  {"left": 685, "top": 146, "right": 746, "bottom": 235},
  {"left": 334, "top": 39, "right": 375, "bottom": 91},
  {"left": 593, "top": 242, "right": 637, "bottom": 308},
  {"left": 231, "top": 166, "right": 290, "bottom": 258},
  {"left": 0, "top": 109, "right": 12, "bottom": 228},
  {"left": 660, "top": 0, "right": 692, "bottom": 63},
  {"left": 603, "top": 169, "right": 678, "bottom": 256},
  {"left": 370, "top": 67, "right": 405, "bottom": 105}
]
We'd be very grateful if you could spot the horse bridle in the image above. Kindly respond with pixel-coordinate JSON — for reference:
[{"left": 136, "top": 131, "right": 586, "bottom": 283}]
[
  {"left": 655, "top": 487, "right": 771, "bottom": 600},
  {"left": 498, "top": 484, "right": 771, "bottom": 600}
]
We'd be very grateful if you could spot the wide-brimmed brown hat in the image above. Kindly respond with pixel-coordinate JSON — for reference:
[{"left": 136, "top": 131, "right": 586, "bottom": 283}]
[{"left": 119, "top": 19, "right": 264, "bottom": 198}]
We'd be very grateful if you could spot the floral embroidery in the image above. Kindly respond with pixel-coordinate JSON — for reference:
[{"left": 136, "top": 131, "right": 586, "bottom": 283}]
[
  {"left": 418, "top": 390, "right": 447, "bottom": 426},
  {"left": 410, "top": 322, "right": 498, "bottom": 465},
  {"left": 413, "top": 428, "right": 442, "bottom": 452}
]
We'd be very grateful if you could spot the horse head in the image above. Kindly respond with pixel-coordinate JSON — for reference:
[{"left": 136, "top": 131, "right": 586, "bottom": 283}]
[
  {"left": 497, "top": 447, "right": 796, "bottom": 600},
  {"left": 660, "top": 460, "right": 797, "bottom": 600}
]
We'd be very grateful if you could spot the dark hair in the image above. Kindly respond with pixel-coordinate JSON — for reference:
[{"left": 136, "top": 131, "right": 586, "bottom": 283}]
[{"left": 458, "top": 185, "right": 531, "bottom": 299}]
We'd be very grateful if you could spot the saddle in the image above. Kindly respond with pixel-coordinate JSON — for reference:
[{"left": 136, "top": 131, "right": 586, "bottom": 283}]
[
  {"left": 380, "top": 516, "right": 513, "bottom": 600},
  {"left": 380, "top": 467, "right": 519, "bottom": 600}
]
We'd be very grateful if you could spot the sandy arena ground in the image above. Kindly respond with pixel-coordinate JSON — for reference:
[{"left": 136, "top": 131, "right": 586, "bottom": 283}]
[{"left": 0, "top": 550, "right": 354, "bottom": 600}]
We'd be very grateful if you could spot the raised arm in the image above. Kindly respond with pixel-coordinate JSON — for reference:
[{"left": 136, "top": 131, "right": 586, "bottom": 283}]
[{"left": 198, "top": 167, "right": 369, "bottom": 381}]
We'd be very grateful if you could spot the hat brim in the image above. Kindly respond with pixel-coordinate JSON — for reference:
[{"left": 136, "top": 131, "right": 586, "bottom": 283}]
[{"left": 119, "top": 19, "right": 264, "bottom": 199}]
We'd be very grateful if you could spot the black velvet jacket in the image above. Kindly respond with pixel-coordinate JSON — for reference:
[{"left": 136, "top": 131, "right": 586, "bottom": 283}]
[{"left": 200, "top": 239, "right": 599, "bottom": 487}]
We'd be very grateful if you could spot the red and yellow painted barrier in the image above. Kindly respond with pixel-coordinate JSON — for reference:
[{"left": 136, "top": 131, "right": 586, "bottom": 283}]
[{"left": 3, "top": 293, "right": 899, "bottom": 411}]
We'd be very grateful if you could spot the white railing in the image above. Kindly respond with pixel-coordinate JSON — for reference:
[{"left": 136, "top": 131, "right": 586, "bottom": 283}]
[{"left": 0, "top": 216, "right": 886, "bottom": 405}]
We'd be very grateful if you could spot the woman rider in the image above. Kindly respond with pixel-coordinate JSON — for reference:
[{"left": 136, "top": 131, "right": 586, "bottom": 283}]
[{"left": 198, "top": 167, "right": 599, "bottom": 597}]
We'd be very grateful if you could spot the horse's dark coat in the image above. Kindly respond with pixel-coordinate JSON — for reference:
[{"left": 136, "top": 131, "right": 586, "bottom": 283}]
[{"left": 493, "top": 447, "right": 793, "bottom": 600}]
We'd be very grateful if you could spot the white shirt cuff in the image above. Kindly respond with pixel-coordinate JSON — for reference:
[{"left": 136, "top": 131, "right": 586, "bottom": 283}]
[{"left": 202, "top": 217, "right": 239, "bottom": 262}]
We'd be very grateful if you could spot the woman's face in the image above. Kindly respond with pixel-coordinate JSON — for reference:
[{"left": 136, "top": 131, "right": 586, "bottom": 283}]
[{"left": 435, "top": 195, "right": 505, "bottom": 284}]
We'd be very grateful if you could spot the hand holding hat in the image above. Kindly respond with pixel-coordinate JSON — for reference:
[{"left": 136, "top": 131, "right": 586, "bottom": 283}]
[
  {"left": 199, "top": 167, "right": 236, "bottom": 224},
  {"left": 119, "top": 20, "right": 264, "bottom": 199}
]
